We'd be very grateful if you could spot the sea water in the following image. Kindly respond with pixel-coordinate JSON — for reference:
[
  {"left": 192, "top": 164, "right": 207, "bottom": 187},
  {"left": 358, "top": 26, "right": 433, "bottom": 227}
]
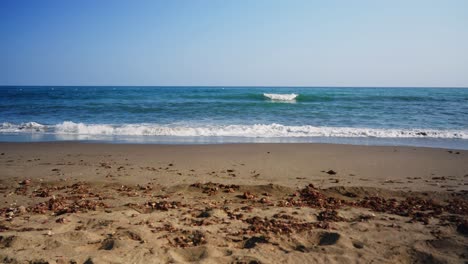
[{"left": 1, "top": 86, "right": 467, "bottom": 149}]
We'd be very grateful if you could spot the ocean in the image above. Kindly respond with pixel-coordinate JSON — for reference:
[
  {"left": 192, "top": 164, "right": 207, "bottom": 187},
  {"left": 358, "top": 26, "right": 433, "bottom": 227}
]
[{"left": 1, "top": 86, "right": 467, "bottom": 149}]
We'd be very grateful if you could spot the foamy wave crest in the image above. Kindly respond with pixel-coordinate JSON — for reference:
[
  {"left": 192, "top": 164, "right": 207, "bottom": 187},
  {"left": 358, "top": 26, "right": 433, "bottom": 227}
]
[
  {"left": 1, "top": 121, "right": 467, "bottom": 139},
  {"left": 0, "top": 122, "right": 47, "bottom": 132},
  {"left": 263, "top": 93, "right": 298, "bottom": 101}
]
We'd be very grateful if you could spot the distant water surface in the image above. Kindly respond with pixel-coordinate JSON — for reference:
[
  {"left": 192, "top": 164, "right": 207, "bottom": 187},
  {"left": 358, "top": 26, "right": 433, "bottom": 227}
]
[{"left": 1, "top": 86, "right": 467, "bottom": 149}]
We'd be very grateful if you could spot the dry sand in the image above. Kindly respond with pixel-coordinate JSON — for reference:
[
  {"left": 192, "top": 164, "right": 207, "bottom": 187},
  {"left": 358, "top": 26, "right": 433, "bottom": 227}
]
[{"left": 0, "top": 142, "right": 467, "bottom": 263}]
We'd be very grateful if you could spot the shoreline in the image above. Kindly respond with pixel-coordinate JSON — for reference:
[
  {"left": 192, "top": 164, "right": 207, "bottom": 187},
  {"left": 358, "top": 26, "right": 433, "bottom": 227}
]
[
  {"left": 1, "top": 142, "right": 467, "bottom": 263},
  {"left": 1, "top": 134, "right": 468, "bottom": 150},
  {"left": 1, "top": 140, "right": 466, "bottom": 150}
]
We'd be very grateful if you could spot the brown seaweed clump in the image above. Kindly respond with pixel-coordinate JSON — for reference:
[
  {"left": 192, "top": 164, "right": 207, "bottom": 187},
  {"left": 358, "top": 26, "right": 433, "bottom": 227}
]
[
  {"left": 171, "top": 230, "right": 207, "bottom": 247},
  {"left": 144, "top": 201, "right": 182, "bottom": 211},
  {"left": 190, "top": 182, "right": 240, "bottom": 196},
  {"left": 277, "top": 184, "right": 345, "bottom": 209},
  {"left": 317, "top": 210, "right": 345, "bottom": 222},
  {"left": 357, "top": 196, "right": 468, "bottom": 224},
  {"left": 29, "top": 196, "right": 109, "bottom": 216}
]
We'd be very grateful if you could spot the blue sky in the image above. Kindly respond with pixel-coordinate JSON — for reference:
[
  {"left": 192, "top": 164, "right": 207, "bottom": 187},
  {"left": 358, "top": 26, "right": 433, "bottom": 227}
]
[{"left": 1, "top": 0, "right": 467, "bottom": 87}]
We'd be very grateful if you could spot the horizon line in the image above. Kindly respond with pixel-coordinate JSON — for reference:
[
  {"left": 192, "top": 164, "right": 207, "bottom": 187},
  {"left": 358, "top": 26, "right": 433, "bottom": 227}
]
[{"left": 1, "top": 85, "right": 468, "bottom": 89}]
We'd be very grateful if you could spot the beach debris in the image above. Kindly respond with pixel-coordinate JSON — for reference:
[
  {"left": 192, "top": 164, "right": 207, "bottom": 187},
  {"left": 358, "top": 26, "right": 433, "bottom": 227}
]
[
  {"left": 190, "top": 182, "right": 240, "bottom": 195},
  {"left": 243, "top": 236, "right": 268, "bottom": 249},
  {"left": 144, "top": 201, "right": 181, "bottom": 211},
  {"left": 0, "top": 206, "right": 26, "bottom": 220},
  {"left": 1, "top": 174, "right": 467, "bottom": 264},
  {"left": 343, "top": 192, "right": 357, "bottom": 198},
  {"left": 120, "top": 230, "right": 143, "bottom": 242},
  {"left": 197, "top": 208, "right": 213, "bottom": 218},
  {"left": 83, "top": 257, "right": 94, "bottom": 264},
  {"left": 99, "top": 237, "right": 116, "bottom": 250},
  {"left": 241, "top": 206, "right": 254, "bottom": 212},
  {"left": 19, "top": 179, "right": 31, "bottom": 185},
  {"left": 0, "top": 234, "right": 15, "bottom": 248},
  {"left": 67, "top": 182, "right": 98, "bottom": 196},
  {"left": 273, "top": 213, "right": 298, "bottom": 221},
  {"left": 411, "top": 212, "right": 431, "bottom": 225},
  {"left": 151, "top": 223, "right": 179, "bottom": 233},
  {"left": 55, "top": 217, "right": 69, "bottom": 224},
  {"left": 274, "top": 184, "right": 468, "bottom": 226},
  {"left": 297, "top": 184, "right": 344, "bottom": 209},
  {"left": 14, "top": 185, "right": 28, "bottom": 195},
  {"left": 172, "top": 230, "right": 206, "bottom": 247},
  {"left": 33, "top": 187, "right": 52, "bottom": 197},
  {"left": 295, "top": 244, "right": 310, "bottom": 252},
  {"left": 100, "top": 162, "right": 112, "bottom": 169},
  {"left": 117, "top": 185, "right": 140, "bottom": 197},
  {"left": 258, "top": 197, "right": 272, "bottom": 204},
  {"left": 241, "top": 192, "right": 257, "bottom": 200},
  {"left": 28, "top": 259, "right": 50, "bottom": 264},
  {"left": 318, "top": 232, "right": 341, "bottom": 245},
  {"left": 325, "top": 170, "right": 337, "bottom": 175},
  {"left": 26, "top": 195, "right": 108, "bottom": 216},
  {"left": 352, "top": 241, "right": 365, "bottom": 249},
  {"left": 356, "top": 196, "right": 468, "bottom": 225},
  {"left": 137, "top": 184, "right": 153, "bottom": 192},
  {"left": 445, "top": 198, "right": 468, "bottom": 215},
  {"left": 226, "top": 209, "right": 244, "bottom": 220},
  {"left": 457, "top": 221, "right": 468, "bottom": 236},
  {"left": 317, "top": 210, "right": 345, "bottom": 222},
  {"left": 356, "top": 213, "right": 375, "bottom": 222},
  {"left": 99, "top": 162, "right": 112, "bottom": 169}
]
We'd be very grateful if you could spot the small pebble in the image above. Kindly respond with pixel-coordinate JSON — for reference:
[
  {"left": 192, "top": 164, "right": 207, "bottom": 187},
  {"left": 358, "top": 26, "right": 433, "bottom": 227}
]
[{"left": 353, "top": 241, "right": 365, "bottom": 249}]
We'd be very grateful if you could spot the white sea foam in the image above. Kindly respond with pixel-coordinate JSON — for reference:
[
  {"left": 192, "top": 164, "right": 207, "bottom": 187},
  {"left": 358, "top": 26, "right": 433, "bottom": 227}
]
[
  {"left": 263, "top": 93, "right": 298, "bottom": 101},
  {"left": 1, "top": 121, "right": 467, "bottom": 139},
  {"left": 0, "top": 122, "right": 47, "bottom": 132}
]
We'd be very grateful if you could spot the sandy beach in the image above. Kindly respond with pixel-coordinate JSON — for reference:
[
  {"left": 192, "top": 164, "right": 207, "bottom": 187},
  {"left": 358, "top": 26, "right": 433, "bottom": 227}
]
[{"left": 0, "top": 142, "right": 467, "bottom": 263}]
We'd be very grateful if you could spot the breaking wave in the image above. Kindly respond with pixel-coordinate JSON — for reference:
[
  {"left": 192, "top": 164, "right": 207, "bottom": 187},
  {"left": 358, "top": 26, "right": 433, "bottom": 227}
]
[
  {"left": 263, "top": 93, "right": 298, "bottom": 101},
  {"left": 0, "top": 122, "right": 46, "bottom": 132},
  {"left": 1, "top": 121, "right": 467, "bottom": 139}
]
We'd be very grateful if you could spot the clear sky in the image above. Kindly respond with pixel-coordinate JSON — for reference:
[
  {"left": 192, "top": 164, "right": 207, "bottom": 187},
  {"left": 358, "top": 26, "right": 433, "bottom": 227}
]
[{"left": 1, "top": 0, "right": 467, "bottom": 87}]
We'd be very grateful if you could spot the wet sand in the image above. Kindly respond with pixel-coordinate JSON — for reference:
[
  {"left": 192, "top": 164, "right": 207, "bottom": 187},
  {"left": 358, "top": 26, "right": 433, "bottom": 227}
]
[{"left": 0, "top": 142, "right": 467, "bottom": 263}]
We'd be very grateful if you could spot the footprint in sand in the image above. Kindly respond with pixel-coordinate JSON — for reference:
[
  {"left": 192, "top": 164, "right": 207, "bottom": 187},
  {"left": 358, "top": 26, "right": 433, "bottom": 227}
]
[{"left": 169, "top": 246, "right": 232, "bottom": 262}]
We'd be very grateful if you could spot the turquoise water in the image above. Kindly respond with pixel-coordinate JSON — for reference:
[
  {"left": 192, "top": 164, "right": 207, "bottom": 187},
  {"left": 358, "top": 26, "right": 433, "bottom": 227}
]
[{"left": 1, "top": 86, "right": 467, "bottom": 148}]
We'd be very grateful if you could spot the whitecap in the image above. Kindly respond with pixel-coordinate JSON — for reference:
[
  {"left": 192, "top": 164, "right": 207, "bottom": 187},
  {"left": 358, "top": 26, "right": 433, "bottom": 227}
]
[{"left": 263, "top": 93, "right": 298, "bottom": 101}]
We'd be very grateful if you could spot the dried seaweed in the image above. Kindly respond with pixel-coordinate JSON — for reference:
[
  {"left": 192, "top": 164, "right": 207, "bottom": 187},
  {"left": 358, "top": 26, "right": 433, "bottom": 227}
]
[
  {"left": 29, "top": 196, "right": 108, "bottom": 216},
  {"left": 171, "top": 230, "right": 207, "bottom": 247},
  {"left": 145, "top": 201, "right": 182, "bottom": 211},
  {"left": 317, "top": 210, "right": 345, "bottom": 222},
  {"left": 190, "top": 182, "right": 240, "bottom": 196}
]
